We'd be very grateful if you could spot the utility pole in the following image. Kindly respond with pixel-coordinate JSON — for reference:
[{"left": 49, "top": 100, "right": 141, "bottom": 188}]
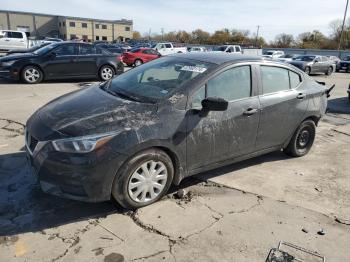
[
  {"left": 161, "top": 28, "right": 164, "bottom": 41},
  {"left": 255, "top": 25, "right": 260, "bottom": 47},
  {"left": 339, "top": 0, "right": 349, "bottom": 50},
  {"left": 148, "top": 28, "right": 151, "bottom": 41}
]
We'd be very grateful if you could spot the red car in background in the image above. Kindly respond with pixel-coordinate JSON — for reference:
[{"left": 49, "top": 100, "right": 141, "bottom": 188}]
[{"left": 122, "top": 48, "right": 161, "bottom": 67}]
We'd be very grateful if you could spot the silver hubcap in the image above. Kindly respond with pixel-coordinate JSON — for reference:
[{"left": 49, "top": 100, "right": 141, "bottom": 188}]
[
  {"left": 135, "top": 60, "right": 142, "bottom": 66},
  {"left": 128, "top": 160, "right": 168, "bottom": 203},
  {"left": 101, "top": 67, "right": 113, "bottom": 80},
  {"left": 24, "top": 68, "right": 40, "bottom": 83}
]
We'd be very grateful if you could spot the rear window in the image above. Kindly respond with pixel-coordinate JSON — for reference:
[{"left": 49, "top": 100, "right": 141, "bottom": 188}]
[{"left": 130, "top": 48, "right": 141, "bottom": 53}]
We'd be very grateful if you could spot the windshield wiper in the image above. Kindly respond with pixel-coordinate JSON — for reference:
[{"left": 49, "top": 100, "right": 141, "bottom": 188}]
[{"left": 100, "top": 81, "right": 141, "bottom": 102}]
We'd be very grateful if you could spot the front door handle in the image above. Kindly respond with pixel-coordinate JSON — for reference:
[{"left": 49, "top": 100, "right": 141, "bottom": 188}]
[
  {"left": 243, "top": 108, "right": 258, "bottom": 116},
  {"left": 297, "top": 93, "right": 306, "bottom": 99}
]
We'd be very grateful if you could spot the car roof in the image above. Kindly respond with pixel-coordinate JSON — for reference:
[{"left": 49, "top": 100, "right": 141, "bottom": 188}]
[{"left": 171, "top": 52, "right": 263, "bottom": 65}]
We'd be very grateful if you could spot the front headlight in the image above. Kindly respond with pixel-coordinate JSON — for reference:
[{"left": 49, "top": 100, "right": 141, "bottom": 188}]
[
  {"left": 1, "top": 60, "right": 17, "bottom": 67},
  {"left": 52, "top": 132, "right": 117, "bottom": 153}
]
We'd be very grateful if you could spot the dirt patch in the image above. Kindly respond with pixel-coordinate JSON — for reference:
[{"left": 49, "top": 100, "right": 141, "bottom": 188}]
[{"left": 0, "top": 235, "right": 19, "bottom": 246}]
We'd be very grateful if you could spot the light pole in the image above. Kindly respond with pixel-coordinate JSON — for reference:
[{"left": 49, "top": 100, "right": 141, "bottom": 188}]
[
  {"left": 255, "top": 25, "right": 260, "bottom": 47},
  {"left": 339, "top": 0, "right": 349, "bottom": 50},
  {"left": 161, "top": 28, "right": 164, "bottom": 41}
]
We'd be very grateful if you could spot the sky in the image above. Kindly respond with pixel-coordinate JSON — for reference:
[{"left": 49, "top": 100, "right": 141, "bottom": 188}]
[{"left": 0, "top": 0, "right": 348, "bottom": 41}]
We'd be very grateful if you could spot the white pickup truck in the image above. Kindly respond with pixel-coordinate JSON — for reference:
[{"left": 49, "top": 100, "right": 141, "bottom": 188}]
[
  {"left": 0, "top": 30, "right": 38, "bottom": 51},
  {"left": 212, "top": 45, "right": 243, "bottom": 54},
  {"left": 152, "top": 42, "right": 187, "bottom": 56}
]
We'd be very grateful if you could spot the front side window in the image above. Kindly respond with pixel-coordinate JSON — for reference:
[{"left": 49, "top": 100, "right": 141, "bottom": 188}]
[
  {"left": 107, "top": 57, "right": 214, "bottom": 102},
  {"left": 165, "top": 44, "right": 172, "bottom": 48},
  {"left": 261, "top": 66, "right": 290, "bottom": 94},
  {"left": 191, "top": 86, "right": 205, "bottom": 109},
  {"left": 54, "top": 44, "right": 77, "bottom": 56},
  {"left": 9, "top": 32, "right": 23, "bottom": 39},
  {"left": 207, "top": 66, "right": 251, "bottom": 101}
]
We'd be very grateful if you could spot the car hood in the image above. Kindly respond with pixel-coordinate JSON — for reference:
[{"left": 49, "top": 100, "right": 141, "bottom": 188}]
[
  {"left": 340, "top": 61, "right": 350, "bottom": 64},
  {"left": 28, "top": 84, "right": 158, "bottom": 139},
  {"left": 0, "top": 52, "right": 37, "bottom": 62}
]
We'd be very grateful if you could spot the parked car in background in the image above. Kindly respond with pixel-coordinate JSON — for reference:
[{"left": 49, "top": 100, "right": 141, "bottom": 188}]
[
  {"left": 288, "top": 55, "right": 334, "bottom": 75},
  {"left": 122, "top": 48, "right": 161, "bottom": 66},
  {"left": 347, "top": 84, "right": 350, "bottom": 100},
  {"left": 0, "top": 30, "right": 34, "bottom": 51},
  {"left": 5, "top": 42, "right": 51, "bottom": 56},
  {"left": 277, "top": 54, "right": 298, "bottom": 62},
  {"left": 25, "top": 53, "right": 329, "bottom": 209},
  {"left": 212, "top": 45, "right": 242, "bottom": 54},
  {"left": 337, "top": 56, "right": 350, "bottom": 72},
  {"left": 188, "top": 46, "right": 207, "bottom": 52},
  {"left": 262, "top": 50, "right": 285, "bottom": 59},
  {"left": 152, "top": 42, "right": 187, "bottom": 56},
  {"left": 327, "top": 56, "right": 341, "bottom": 71},
  {"left": 0, "top": 42, "right": 124, "bottom": 83}
]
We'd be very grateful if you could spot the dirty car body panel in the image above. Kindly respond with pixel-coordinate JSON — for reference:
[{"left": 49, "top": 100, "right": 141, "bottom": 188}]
[{"left": 25, "top": 53, "right": 328, "bottom": 202}]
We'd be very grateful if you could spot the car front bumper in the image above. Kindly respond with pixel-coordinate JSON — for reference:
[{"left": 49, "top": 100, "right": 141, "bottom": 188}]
[
  {"left": 25, "top": 136, "right": 128, "bottom": 202},
  {"left": 0, "top": 66, "right": 20, "bottom": 80}
]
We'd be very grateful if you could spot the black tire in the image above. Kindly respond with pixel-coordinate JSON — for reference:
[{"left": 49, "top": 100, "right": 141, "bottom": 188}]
[
  {"left": 99, "top": 65, "right": 115, "bottom": 81},
  {"left": 133, "top": 59, "right": 143, "bottom": 67},
  {"left": 284, "top": 120, "right": 316, "bottom": 157},
  {"left": 304, "top": 67, "right": 311, "bottom": 75},
  {"left": 21, "top": 65, "right": 43, "bottom": 84},
  {"left": 325, "top": 66, "right": 333, "bottom": 76},
  {"left": 348, "top": 93, "right": 350, "bottom": 101},
  {"left": 112, "top": 149, "right": 174, "bottom": 209}
]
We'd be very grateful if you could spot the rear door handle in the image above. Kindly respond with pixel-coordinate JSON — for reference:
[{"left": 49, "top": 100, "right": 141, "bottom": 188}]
[
  {"left": 243, "top": 108, "right": 258, "bottom": 116},
  {"left": 297, "top": 93, "right": 306, "bottom": 99}
]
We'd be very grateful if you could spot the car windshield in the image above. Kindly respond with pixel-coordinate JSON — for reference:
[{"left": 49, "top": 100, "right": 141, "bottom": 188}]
[
  {"left": 264, "top": 51, "right": 275, "bottom": 55},
  {"left": 105, "top": 56, "right": 214, "bottom": 102},
  {"left": 213, "top": 46, "right": 227, "bottom": 51},
  {"left": 33, "top": 43, "right": 58, "bottom": 55},
  {"left": 293, "top": 55, "right": 315, "bottom": 62}
]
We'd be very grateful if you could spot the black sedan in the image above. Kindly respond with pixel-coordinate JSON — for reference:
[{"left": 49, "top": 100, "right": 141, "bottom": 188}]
[
  {"left": 337, "top": 55, "right": 350, "bottom": 72},
  {"left": 0, "top": 42, "right": 124, "bottom": 84},
  {"left": 25, "top": 53, "right": 328, "bottom": 209},
  {"left": 288, "top": 55, "right": 335, "bottom": 75}
]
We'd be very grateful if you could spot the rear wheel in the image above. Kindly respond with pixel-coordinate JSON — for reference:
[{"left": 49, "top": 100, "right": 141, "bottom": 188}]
[
  {"left": 325, "top": 66, "right": 333, "bottom": 76},
  {"left": 134, "top": 59, "right": 143, "bottom": 67},
  {"left": 112, "top": 149, "right": 174, "bottom": 209},
  {"left": 99, "top": 65, "right": 115, "bottom": 81},
  {"left": 21, "top": 65, "right": 43, "bottom": 84},
  {"left": 284, "top": 120, "right": 316, "bottom": 157},
  {"left": 304, "top": 67, "right": 311, "bottom": 75}
]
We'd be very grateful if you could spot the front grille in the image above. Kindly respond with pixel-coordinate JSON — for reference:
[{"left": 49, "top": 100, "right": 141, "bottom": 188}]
[{"left": 26, "top": 130, "right": 39, "bottom": 153}]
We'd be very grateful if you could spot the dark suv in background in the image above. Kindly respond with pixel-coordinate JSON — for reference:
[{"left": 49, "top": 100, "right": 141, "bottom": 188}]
[
  {"left": 337, "top": 55, "right": 350, "bottom": 72},
  {"left": 0, "top": 42, "right": 124, "bottom": 84},
  {"left": 288, "top": 55, "right": 335, "bottom": 75}
]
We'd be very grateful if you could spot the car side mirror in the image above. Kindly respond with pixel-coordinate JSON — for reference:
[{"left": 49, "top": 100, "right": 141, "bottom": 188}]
[{"left": 201, "top": 97, "right": 228, "bottom": 111}]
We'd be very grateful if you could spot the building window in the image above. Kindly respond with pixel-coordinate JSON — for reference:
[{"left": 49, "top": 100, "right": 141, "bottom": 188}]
[
  {"left": 63, "top": 34, "right": 66, "bottom": 39},
  {"left": 102, "top": 24, "right": 107, "bottom": 29},
  {"left": 69, "top": 22, "right": 75, "bottom": 27},
  {"left": 96, "top": 36, "right": 100, "bottom": 40},
  {"left": 70, "top": 34, "right": 77, "bottom": 40},
  {"left": 102, "top": 36, "right": 107, "bottom": 41},
  {"left": 82, "top": 22, "right": 87, "bottom": 28},
  {"left": 95, "top": 24, "right": 99, "bottom": 29},
  {"left": 125, "top": 26, "right": 130, "bottom": 31},
  {"left": 58, "top": 22, "right": 61, "bottom": 27},
  {"left": 63, "top": 22, "right": 66, "bottom": 27},
  {"left": 82, "top": 35, "right": 88, "bottom": 41}
]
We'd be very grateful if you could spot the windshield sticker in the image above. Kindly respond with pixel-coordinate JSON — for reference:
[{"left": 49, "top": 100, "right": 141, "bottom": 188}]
[{"left": 180, "top": 66, "right": 207, "bottom": 73}]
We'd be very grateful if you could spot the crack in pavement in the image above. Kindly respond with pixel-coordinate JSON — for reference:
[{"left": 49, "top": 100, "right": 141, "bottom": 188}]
[
  {"left": 0, "top": 118, "right": 25, "bottom": 135},
  {"left": 95, "top": 223, "right": 125, "bottom": 242},
  {"left": 131, "top": 250, "right": 170, "bottom": 261},
  {"left": 228, "top": 196, "right": 263, "bottom": 215},
  {"left": 48, "top": 219, "right": 99, "bottom": 262}
]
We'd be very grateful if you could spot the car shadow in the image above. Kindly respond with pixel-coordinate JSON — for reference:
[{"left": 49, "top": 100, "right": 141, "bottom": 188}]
[
  {"left": 0, "top": 78, "right": 100, "bottom": 86},
  {"left": 0, "top": 149, "right": 287, "bottom": 237},
  {"left": 327, "top": 97, "right": 350, "bottom": 114}
]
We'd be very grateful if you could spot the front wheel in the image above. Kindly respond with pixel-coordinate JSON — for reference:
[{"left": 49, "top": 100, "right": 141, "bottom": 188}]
[
  {"left": 134, "top": 59, "right": 143, "bottom": 67},
  {"left": 304, "top": 67, "right": 311, "bottom": 75},
  {"left": 99, "top": 65, "right": 115, "bottom": 81},
  {"left": 112, "top": 149, "right": 174, "bottom": 209},
  {"left": 21, "top": 65, "right": 43, "bottom": 84},
  {"left": 284, "top": 120, "right": 316, "bottom": 157},
  {"left": 325, "top": 66, "right": 333, "bottom": 76}
]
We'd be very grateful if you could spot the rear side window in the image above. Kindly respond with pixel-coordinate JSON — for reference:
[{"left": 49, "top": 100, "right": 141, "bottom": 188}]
[
  {"left": 289, "top": 71, "right": 301, "bottom": 89},
  {"left": 207, "top": 66, "right": 251, "bottom": 101},
  {"left": 261, "top": 66, "right": 290, "bottom": 94},
  {"left": 80, "top": 45, "right": 96, "bottom": 55},
  {"left": 7, "top": 32, "right": 23, "bottom": 39},
  {"left": 54, "top": 45, "right": 77, "bottom": 56}
]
